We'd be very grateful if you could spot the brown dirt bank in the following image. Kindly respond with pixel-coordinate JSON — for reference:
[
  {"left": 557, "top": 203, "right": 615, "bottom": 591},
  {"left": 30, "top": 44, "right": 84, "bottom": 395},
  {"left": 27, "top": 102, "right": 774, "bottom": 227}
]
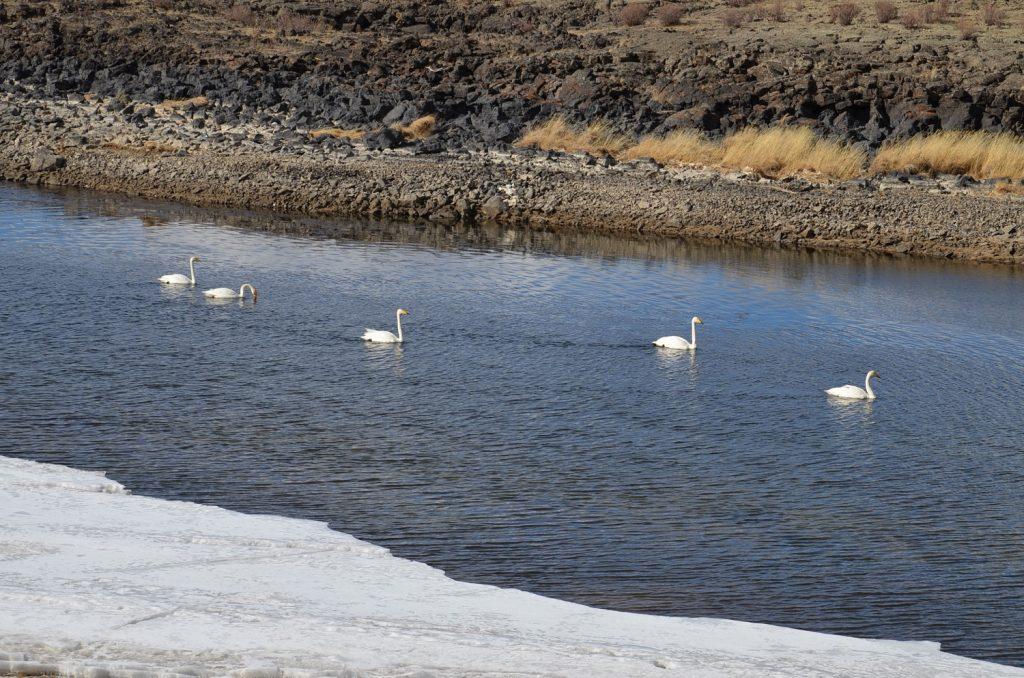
[{"left": 3, "top": 128, "right": 1022, "bottom": 266}]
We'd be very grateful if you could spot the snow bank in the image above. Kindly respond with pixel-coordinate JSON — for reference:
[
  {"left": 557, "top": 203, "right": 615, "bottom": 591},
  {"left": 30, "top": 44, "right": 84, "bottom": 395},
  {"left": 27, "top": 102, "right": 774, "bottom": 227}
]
[
  {"left": 1, "top": 455, "right": 129, "bottom": 495},
  {"left": 0, "top": 455, "right": 1020, "bottom": 678}
]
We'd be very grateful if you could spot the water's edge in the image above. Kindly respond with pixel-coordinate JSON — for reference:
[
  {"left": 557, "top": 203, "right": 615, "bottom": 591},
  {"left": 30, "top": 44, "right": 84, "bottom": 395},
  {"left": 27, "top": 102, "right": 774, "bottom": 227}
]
[{"left": 3, "top": 91, "right": 1023, "bottom": 265}]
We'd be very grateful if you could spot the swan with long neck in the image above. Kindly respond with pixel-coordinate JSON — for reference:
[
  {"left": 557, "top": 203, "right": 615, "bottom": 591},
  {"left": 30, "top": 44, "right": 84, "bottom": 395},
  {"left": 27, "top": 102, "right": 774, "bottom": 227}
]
[
  {"left": 653, "top": 316, "right": 703, "bottom": 350},
  {"left": 826, "top": 370, "right": 880, "bottom": 400},
  {"left": 362, "top": 309, "right": 409, "bottom": 343},
  {"left": 203, "top": 283, "right": 258, "bottom": 301},
  {"left": 159, "top": 256, "right": 200, "bottom": 285}
]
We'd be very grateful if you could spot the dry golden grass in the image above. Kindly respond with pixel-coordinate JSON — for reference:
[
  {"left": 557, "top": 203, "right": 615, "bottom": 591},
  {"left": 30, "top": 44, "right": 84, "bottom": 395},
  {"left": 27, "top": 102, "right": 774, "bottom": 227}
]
[
  {"left": 396, "top": 114, "right": 437, "bottom": 140},
  {"left": 515, "top": 118, "right": 1024, "bottom": 184},
  {"left": 309, "top": 127, "right": 364, "bottom": 140},
  {"left": 521, "top": 118, "right": 864, "bottom": 179},
  {"left": 621, "top": 129, "right": 723, "bottom": 165},
  {"left": 720, "top": 126, "right": 866, "bottom": 180},
  {"left": 871, "top": 131, "right": 1024, "bottom": 179},
  {"left": 155, "top": 95, "right": 209, "bottom": 112},
  {"left": 517, "top": 116, "right": 629, "bottom": 155}
]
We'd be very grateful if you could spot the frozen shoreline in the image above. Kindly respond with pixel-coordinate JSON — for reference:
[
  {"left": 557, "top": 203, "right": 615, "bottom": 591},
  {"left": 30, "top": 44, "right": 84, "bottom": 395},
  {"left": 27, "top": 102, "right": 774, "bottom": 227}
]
[{"left": 1, "top": 455, "right": 1020, "bottom": 677}]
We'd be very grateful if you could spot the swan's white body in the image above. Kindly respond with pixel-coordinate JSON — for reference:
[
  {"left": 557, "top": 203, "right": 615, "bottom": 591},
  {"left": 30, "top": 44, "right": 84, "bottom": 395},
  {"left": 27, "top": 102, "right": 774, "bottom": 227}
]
[
  {"left": 159, "top": 256, "right": 200, "bottom": 285},
  {"left": 826, "top": 371, "right": 880, "bottom": 400},
  {"left": 362, "top": 309, "right": 408, "bottom": 343},
  {"left": 653, "top": 316, "right": 703, "bottom": 350},
  {"left": 203, "top": 283, "right": 258, "bottom": 301}
]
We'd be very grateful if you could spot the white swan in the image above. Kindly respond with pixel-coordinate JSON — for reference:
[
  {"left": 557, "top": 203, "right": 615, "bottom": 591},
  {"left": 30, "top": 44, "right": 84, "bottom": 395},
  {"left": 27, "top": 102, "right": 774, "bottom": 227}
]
[
  {"left": 203, "top": 283, "right": 258, "bottom": 301},
  {"left": 362, "top": 309, "right": 409, "bottom": 343},
  {"left": 653, "top": 316, "right": 703, "bottom": 350},
  {"left": 826, "top": 370, "right": 880, "bottom": 400},
  {"left": 159, "top": 256, "right": 200, "bottom": 285}
]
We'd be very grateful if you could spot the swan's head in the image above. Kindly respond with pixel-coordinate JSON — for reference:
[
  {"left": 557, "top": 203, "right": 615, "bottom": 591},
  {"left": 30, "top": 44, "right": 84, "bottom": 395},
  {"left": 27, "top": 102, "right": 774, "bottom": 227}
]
[
  {"left": 692, "top": 316, "right": 703, "bottom": 325},
  {"left": 398, "top": 309, "right": 410, "bottom": 316},
  {"left": 868, "top": 370, "right": 880, "bottom": 380},
  {"left": 190, "top": 256, "right": 201, "bottom": 263}
]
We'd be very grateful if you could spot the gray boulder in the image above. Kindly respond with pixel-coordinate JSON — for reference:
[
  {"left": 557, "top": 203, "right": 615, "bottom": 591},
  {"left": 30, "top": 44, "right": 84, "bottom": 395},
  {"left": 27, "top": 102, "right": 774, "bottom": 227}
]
[{"left": 29, "top": 150, "right": 66, "bottom": 172}]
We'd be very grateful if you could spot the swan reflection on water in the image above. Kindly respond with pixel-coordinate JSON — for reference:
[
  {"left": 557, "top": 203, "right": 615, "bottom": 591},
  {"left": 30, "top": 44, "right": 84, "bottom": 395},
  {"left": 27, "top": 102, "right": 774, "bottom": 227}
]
[
  {"left": 363, "top": 340, "right": 405, "bottom": 377},
  {"left": 825, "top": 393, "right": 876, "bottom": 426},
  {"left": 653, "top": 343, "right": 698, "bottom": 380}
]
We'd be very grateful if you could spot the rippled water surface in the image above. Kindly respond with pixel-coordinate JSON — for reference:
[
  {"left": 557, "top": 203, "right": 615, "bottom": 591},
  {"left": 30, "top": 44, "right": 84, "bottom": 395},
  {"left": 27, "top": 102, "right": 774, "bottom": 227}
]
[{"left": 2, "top": 184, "right": 1023, "bottom": 666}]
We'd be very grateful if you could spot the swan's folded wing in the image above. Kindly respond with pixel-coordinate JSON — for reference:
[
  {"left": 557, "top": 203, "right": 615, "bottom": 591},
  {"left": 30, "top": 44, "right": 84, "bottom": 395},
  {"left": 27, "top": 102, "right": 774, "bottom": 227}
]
[
  {"left": 654, "top": 335, "right": 689, "bottom": 348},
  {"left": 826, "top": 385, "right": 861, "bottom": 397}
]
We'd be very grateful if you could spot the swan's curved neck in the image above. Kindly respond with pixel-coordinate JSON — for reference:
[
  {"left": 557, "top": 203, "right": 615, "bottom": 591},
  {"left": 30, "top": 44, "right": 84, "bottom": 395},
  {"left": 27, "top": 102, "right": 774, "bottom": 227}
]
[
  {"left": 690, "top": 319, "right": 698, "bottom": 348},
  {"left": 865, "top": 373, "right": 875, "bottom": 399},
  {"left": 188, "top": 259, "right": 196, "bottom": 285},
  {"left": 239, "top": 284, "right": 254, "bottom": 300},
  {"left": 396, "top": 311, "right": 404, "bottom": 342}
]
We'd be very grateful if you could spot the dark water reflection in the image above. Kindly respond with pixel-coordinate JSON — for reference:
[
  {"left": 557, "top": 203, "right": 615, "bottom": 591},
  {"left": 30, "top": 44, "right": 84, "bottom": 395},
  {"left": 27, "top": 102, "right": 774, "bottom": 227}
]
[{"left": 1, "top": 185, "right": 1023, "bottom": 666}]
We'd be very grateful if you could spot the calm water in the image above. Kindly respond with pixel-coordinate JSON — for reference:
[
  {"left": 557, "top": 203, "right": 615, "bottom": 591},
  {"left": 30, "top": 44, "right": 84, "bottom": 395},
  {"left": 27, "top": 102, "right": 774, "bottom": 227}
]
[{"left": 1, "top": 184, "right": 1023, "bottom": 666}]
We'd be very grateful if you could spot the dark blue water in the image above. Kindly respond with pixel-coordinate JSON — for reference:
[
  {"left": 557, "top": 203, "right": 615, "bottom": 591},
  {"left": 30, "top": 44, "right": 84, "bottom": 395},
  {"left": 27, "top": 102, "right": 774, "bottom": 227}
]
[{"left": 1, "top": 184, "right": 1023, "bottom": 666}]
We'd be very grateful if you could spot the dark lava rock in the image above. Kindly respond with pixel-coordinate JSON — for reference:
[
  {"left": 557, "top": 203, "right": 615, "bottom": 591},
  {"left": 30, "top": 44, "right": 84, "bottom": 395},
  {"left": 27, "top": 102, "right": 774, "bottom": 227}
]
[
  {"left": 363, "top": 127, "right": 404, "bottom": 150},
  {"left": 411, "top": 137, "right": 446, "bottom": 154}
]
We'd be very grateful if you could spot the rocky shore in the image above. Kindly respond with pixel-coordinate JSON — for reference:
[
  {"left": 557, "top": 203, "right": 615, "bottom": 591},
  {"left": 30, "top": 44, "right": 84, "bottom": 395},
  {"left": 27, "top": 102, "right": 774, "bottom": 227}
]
[
  {"left": 1, "top": 0, "right": 1024, "bottom": 264},
  {"left": 2, "top": 90, "right": 1022, "bottom": 265}
]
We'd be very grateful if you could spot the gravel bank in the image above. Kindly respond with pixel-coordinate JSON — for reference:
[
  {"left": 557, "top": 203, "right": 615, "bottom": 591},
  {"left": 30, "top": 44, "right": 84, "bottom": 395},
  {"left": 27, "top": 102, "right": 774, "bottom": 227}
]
[{"left": 1, "top": 92, "right": 1021, "bottom": 265}]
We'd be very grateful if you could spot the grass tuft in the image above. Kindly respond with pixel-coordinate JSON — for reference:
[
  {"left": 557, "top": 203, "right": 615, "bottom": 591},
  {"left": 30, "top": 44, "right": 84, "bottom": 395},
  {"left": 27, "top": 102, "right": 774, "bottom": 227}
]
[
  {"left": 276, "top": 7, "right": 320, "bottom": 35},
  {"left": 720, "top": 127, "right": 865, "bottom": 180},
  {"left": 618, "top": 3, "right": 651, "bottom": 26},
  {"left": 622, "top": 129, "right": 723, "bottom": 165},
  {"left": 874, "top": 0, "right": 897, "bottom": 23},
  {"left": 155, "top": 95, "right": 209, "bottom": 112},
  {"left": 957, "top": 16, "right": 978, "bottom": 39},
  {"left": 981, "top": 2, "right": 1006, "bottom": 26},
  {"left": 829, "top": 1, "right": 860, "bottom": 25},
  {"left": 225, "top": 3, "right": 258, "bottom": 26},
  {"left": 396, "top": 115, "right": 437, "bottom": 140},
  {"left": 871, "top": 131, "right": 1024, "bottom": 180},
  {"left": 517, "top": 117, "right": 629, "bottom": 155},
  {"left": 721, "top": 7, "right": 748, "bottom": 26},
  {"left": 900, "top": 9, "right": 923, "bottom": 28},
  {"left": 655, "top": 3, "right": 685, "bottom": 26}
]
